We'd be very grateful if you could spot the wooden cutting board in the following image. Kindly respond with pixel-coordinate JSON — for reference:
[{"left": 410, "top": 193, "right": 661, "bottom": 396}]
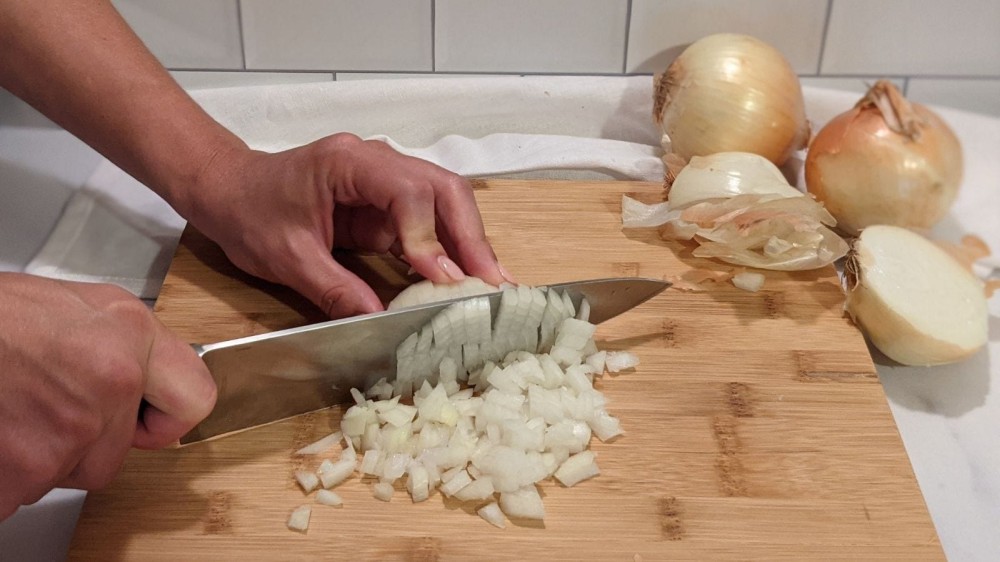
[{"left": 69, "top": 180, "right": 943, "bottom": 560}]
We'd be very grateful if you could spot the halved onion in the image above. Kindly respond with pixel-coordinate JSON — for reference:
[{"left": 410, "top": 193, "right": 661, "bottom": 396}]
[{"left": 846, "top": 225, "right": 988, "bottom": 365}]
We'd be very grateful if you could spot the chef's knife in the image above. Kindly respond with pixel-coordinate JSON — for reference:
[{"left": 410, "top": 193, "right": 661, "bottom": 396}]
[{"left": 180, "top": 277, "right": 669, "bottom": 445}]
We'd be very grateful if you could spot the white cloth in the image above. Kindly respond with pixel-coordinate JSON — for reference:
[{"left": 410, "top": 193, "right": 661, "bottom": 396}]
[
  {"left": 23, "top": 76, "right": 665, "bottom": 296},
  {"left": 24, "top": 161, "right": 185, "bottom": 298}
]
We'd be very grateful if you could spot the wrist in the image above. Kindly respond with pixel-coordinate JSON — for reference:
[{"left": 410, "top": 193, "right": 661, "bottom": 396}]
[{"left": 161, "top": 133, "right": 253, "bottom": 224}]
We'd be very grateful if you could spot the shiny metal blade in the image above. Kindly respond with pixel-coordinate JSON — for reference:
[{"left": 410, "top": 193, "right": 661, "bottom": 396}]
[{"left": 180, "top": 277, "right": 669, "bottom": 444}]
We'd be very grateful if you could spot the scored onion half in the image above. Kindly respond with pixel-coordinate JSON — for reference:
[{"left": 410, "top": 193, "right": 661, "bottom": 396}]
[
  {"left": 654, "top": 33, "right": 810, "bottom": 169},
  {"left": 846, "top": 225, "right": 988, "bottom": 366}
]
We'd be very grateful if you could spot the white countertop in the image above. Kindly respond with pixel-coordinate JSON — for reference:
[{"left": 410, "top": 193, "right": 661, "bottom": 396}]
[{"left": 1, "top": 82, "right": 997, "bottom": 561}]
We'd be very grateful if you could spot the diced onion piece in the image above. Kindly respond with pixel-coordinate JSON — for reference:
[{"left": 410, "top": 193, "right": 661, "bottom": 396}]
[
  {"left": 286, "top": 505, "right": 311, "bottom": 533},
  {"left": 378, "top": 404, "right": 418, "bottom": 427},
  {"left": 453, "top": 477, "right": 496, "bottom": 502},
  {"left": 590, "top": 411, "right": 624, "bottom": 442},
  {"left": 439, "top": 469, "right": 473, "bottom": 497},
  {"left": 585, "top": 351, "right": 607, "bottom": 374},
  {"left": 294, "top": 431, "right": 343, "bottom": 456},
  {"left": 294, "top": 470, "right": 320, "bottom": 494},
  {"left": 499, "top": 487, "right": 545, "bottom": 520},
  {"left": 340, "top": 405, "right": 375, "bottom": 439},
  {"left": 406, "top": 463, "right": 430, "bottom": 503},
  {"left": 381, "top": 453, "right": 411, "bottom": 481},
  {"left": 366, "top": 377, "right": 394, "bottom": 400},
  {"left": 732, "top": 271, "right": 765, "bottom": 292},
  {"left": 373, "top": 482, "right": 394, "bottom": 502},
  {"left": 554, "top": 451, "right": 600, "bottom": 487},
  {"left": 605, "top": 351, "right": 639, "bottom": 373},
  {"left": 315, "top": 489, "right": 344, "bottom": 507},
  {"left": 319, "top": 459, "right": 357, "bottom": 489},
  {"left": 360, "top": 450, "right": 381, "bottom": 476},
  {"left": 477, "top": 502, "right": 506, "bottom": 529}
]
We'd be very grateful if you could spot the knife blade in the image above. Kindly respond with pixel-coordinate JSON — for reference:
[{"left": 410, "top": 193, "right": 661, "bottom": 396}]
[{"left": 180, "top": 277, "right": 669, "bottom": 445}]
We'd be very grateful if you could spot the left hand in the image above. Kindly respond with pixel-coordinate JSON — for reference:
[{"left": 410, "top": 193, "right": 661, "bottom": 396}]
[{"left": 177, "top": 133, "right": 511, "bottom": 318}]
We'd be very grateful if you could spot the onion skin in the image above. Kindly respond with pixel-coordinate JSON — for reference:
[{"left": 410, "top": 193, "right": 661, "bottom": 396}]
[
  {"left": 654, "top": 33, "right": 810, "bottom": 167},
  {"left": 805, "top": 81, "right": 963, "bottom": 235}
]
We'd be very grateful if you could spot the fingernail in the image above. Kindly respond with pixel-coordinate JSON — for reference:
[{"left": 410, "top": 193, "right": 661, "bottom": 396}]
[
  {"left": 438, "top": 256, "right": 466, "bottom": 282},
  {"left": 496, "top": 262, "right": 516, "bottom": 284}
]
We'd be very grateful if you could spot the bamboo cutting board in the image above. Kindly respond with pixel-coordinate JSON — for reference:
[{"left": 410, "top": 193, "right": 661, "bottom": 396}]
[{"left": 69, "top": 180, "right": 942, "bottom": 560}]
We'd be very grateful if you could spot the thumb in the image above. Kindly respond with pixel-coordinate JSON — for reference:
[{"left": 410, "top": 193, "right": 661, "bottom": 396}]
[
  {"left": 132, "top": 319, "right": 217, "bottom": 450},
  {"left": 286, "top": 242, "right": 384, "bottom": 318}
]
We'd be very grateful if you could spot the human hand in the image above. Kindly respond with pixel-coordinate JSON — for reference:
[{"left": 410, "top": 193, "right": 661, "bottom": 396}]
[
  {"left": 177, "top": 134, "right": 512, "bottom": 318},
  {"left": 0, "top": 274, "right": 216, "bottom": 520}
]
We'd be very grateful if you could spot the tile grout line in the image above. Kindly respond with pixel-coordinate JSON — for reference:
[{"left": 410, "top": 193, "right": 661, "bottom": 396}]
[
  {"left": 815, "top": 0, "right": 834, "bottom": 75},
  {"left": 235, "top": 0, "right": 246, "bottom": 70},
  {"left": 431, "top": 0, "right": 436, "bottom": 72},
  {"left": 621, "top": 0, "right": 633, "bottom": 75},
  {"left": 903, "top": 76, "right": 910, "bottom": 96}
]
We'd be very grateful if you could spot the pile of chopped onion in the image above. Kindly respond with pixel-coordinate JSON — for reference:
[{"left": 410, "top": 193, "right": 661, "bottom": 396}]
[
  {"left": 623, "top": 152, "right": 848, "bottom": 271},
  {"left": 286, "top": 283, "right": 641, "bottom": 532}
]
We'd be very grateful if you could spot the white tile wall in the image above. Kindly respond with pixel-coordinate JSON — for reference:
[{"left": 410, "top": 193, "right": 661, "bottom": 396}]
[
  {"left": 112, "top": 0, "right": 243, "bottom": 69},
  {"left": 908, "top": 79, "right": 1000, "bottom": 117},
  {"left": 626, "top": 0, "right": 827, "bottom": 74},
  {"left": 108, "top": 0, "right": 1000, "bottom": 116},
  {"left": 171, "top": 71, "right": 333, "bottom": 90},
  {"left": 435, "top": 0, "right": 628, "bottom": 73},
  {"left": 822, "top": 0, "right": 1000, "bottom": 76},
  {"left": 240, "top": 0, "right": 431, "bottom": 71}
]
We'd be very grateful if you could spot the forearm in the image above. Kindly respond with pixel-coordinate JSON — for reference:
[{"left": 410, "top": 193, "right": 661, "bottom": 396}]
[{"left": 0, "top": 0, "right": 246, "bottom": 214}]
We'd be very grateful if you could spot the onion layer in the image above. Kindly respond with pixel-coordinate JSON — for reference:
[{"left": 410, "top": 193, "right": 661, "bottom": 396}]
[
  {"left": 805, "top": 81, "right": 963, "bottom": 235},
  {"left": 654, "top": 34, "right": 809, "bottom": 168}
]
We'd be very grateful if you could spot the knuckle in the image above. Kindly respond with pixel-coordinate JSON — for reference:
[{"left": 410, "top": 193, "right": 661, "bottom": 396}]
[
  {"left": 438, "top": 174, "right": 472, "bottom": 198},
  {"left": 319, "top": 284, "right": 350, "bottom": 317},
  {"left": 104, "top": 295, "right": 154, "bottom": 333},
  {"left": 100, "top": 355, "right": 145, "bottom": 402},
  {"left": 316, "top": 132, "right": 363, "bottom": 155},
  {"left": 17, "top": 449, "right": 64, "bottom": 492}
]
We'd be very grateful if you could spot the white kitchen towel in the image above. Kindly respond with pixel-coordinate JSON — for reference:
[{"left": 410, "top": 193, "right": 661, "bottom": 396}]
[
  {"left": 23, "top": 75, "right": 1000, "bottom": 299},
  {"left": 24, "top": 160, "right": 186, "bottom": 298}
]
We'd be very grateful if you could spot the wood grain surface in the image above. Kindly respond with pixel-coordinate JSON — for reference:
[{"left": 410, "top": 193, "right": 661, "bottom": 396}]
[{"left": 68, "top": 180, "right": 943, "bottom": 560}]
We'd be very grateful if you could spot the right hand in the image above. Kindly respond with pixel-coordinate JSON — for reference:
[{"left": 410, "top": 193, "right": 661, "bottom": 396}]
[{"left": 0, "top": 273, "right": 216, "bottom": 521}]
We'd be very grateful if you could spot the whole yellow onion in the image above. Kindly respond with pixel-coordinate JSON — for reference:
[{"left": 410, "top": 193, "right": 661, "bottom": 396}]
[
  {"left": 805, "top": 80, "right": 963, "bottom": 235},
  {"left": 654, "top": 33, "right": 810, "bottom": 168}
]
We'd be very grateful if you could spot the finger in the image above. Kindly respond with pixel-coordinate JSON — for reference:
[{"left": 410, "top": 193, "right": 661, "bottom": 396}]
[
  {"left": 432, "top": 175, "right": 514, "bottom": 286},
  {"left": 283, "top": 239, "right": 384, "bottom": 318},
  {"left": 59, "top": 406, "right": 136, "bottom": 490},
  {"left": 334, "top": 206, "right": 397, "bottom": 254},
  {"left": 132, "top": 320, "right": 217, "bottom": 450},
  {"left": 387, "top": 182, "right": 465, "bottom": 284}
]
